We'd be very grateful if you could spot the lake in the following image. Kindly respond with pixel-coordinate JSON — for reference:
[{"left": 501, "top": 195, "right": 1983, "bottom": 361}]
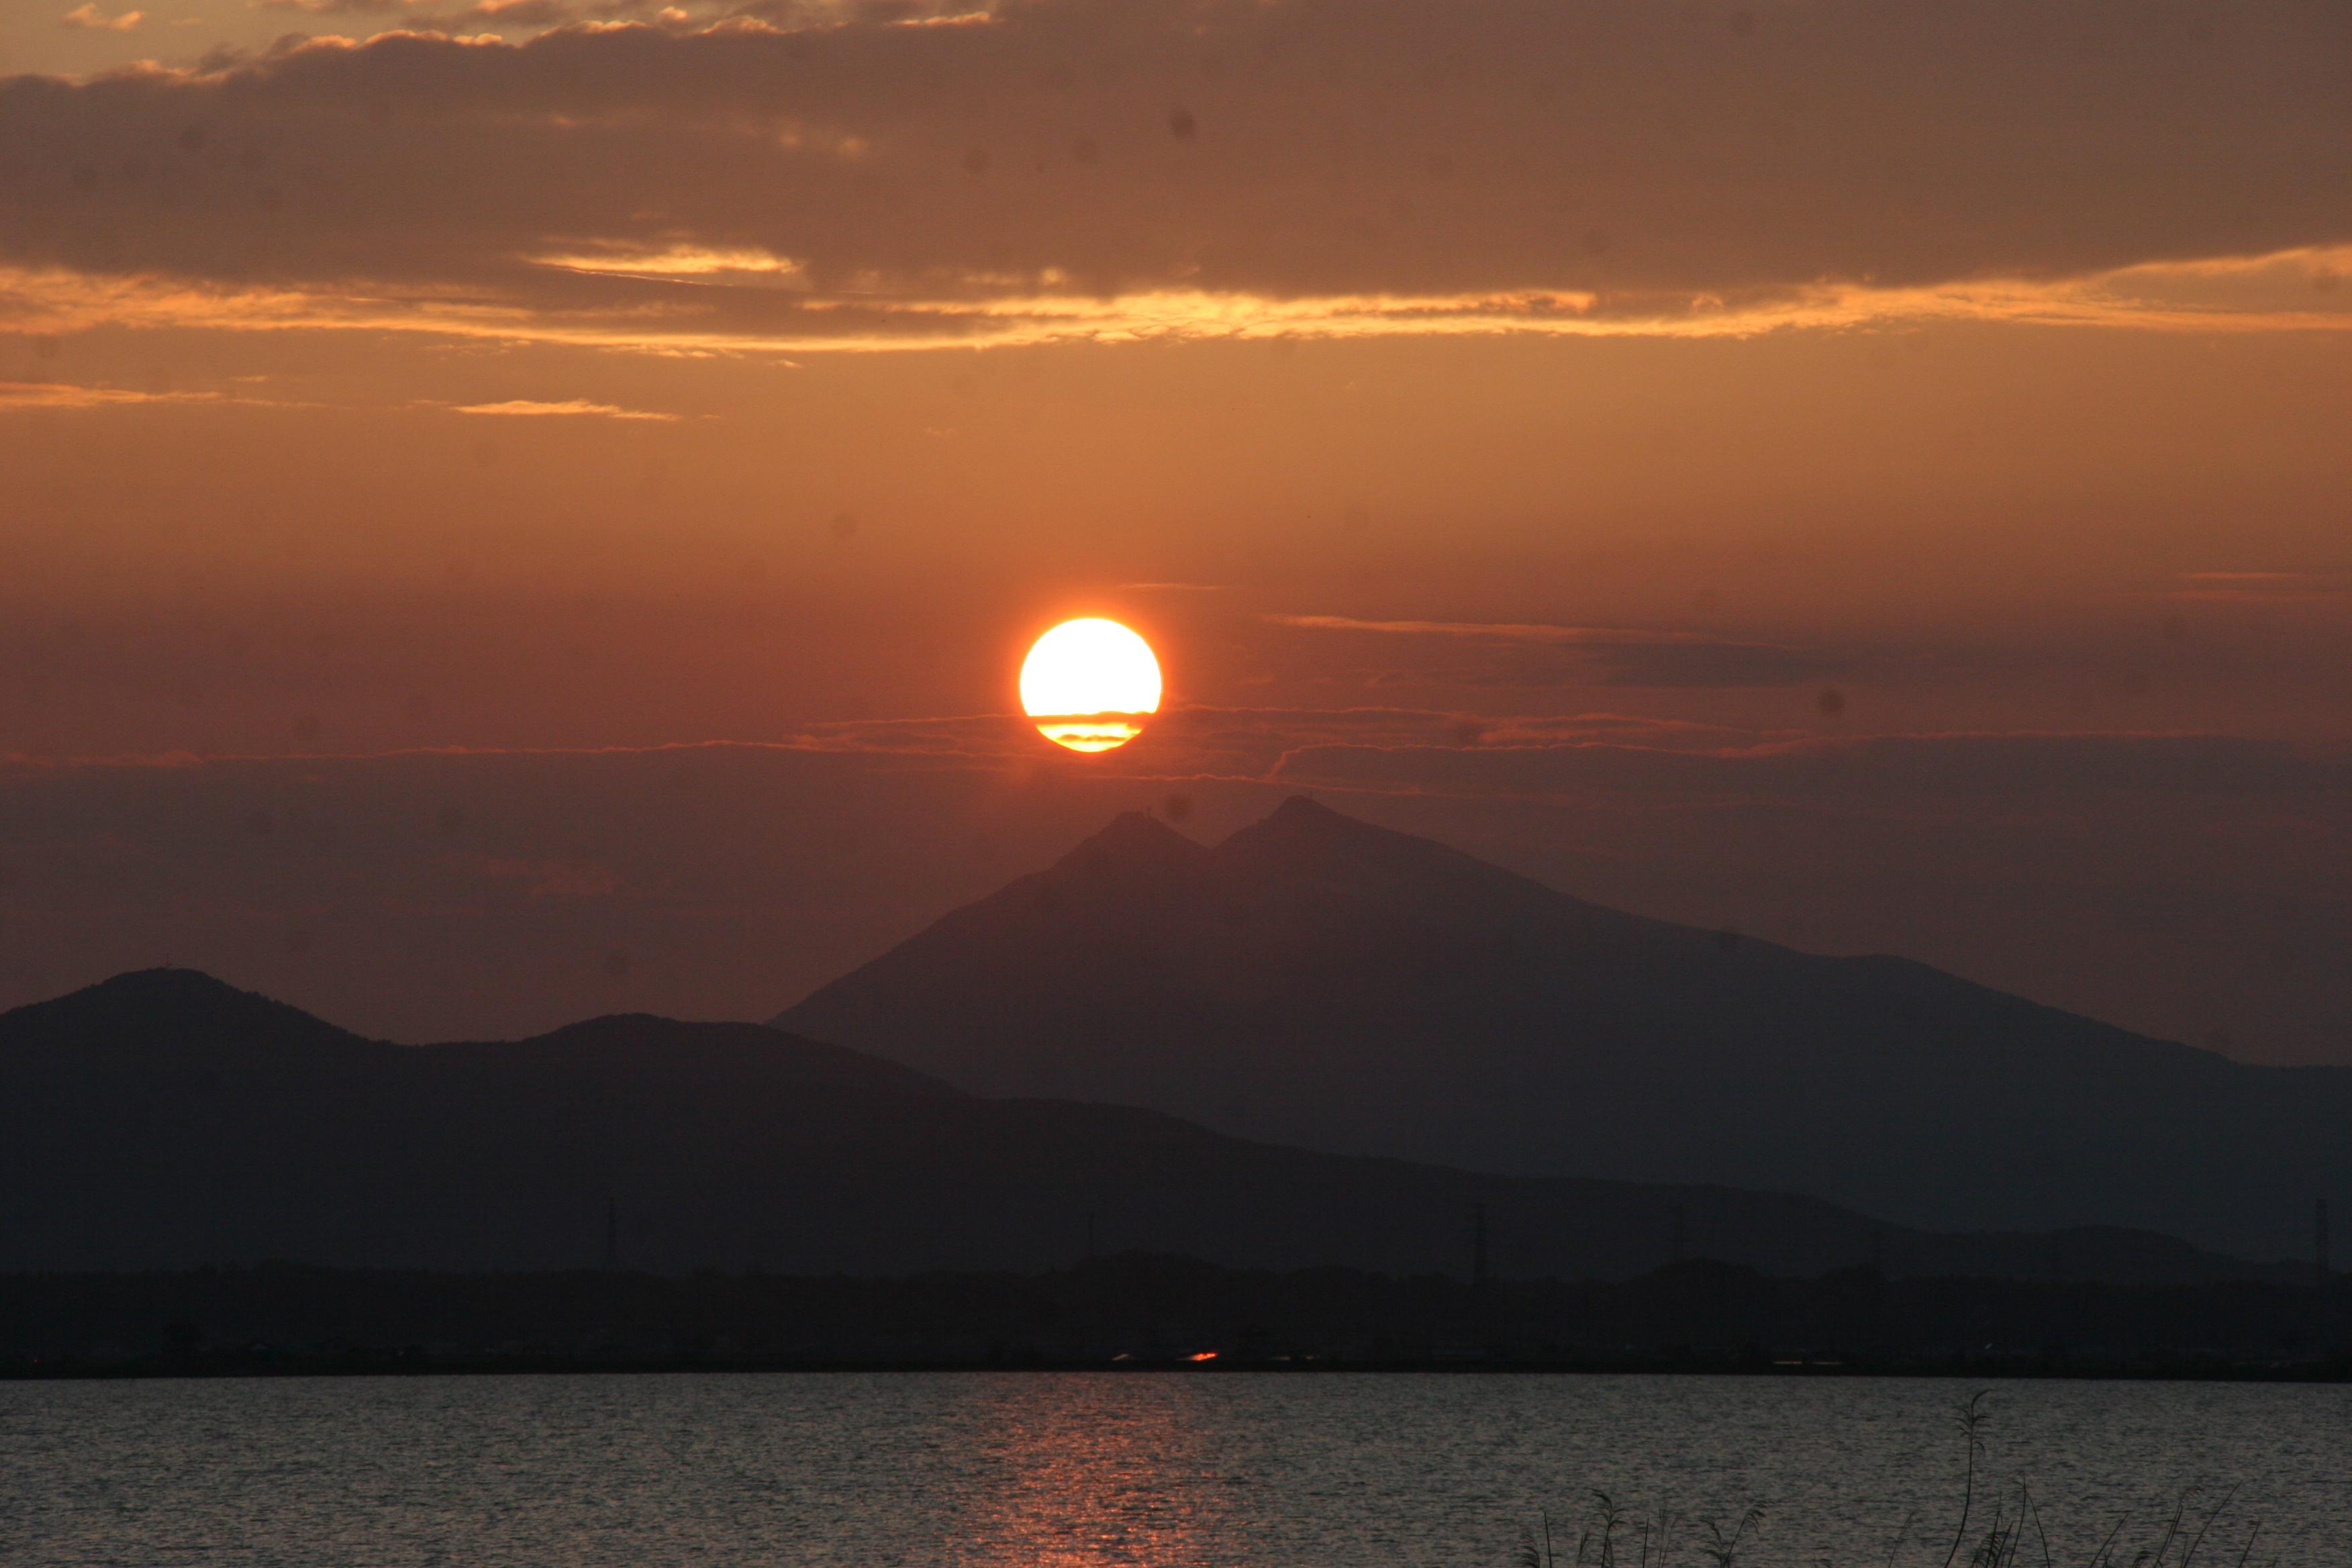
[{"left": 3, "top": 1373, "right": 2346, "bottom": 1566}]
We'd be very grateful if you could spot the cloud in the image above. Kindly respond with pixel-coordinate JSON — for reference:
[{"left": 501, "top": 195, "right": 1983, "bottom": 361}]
[
  {"left": 254, "top": 0, "right": 413, "bottom": 13},
  {"left": 46, "top": 713, "right": 2321, "bottom": 814},
  {"left": 252, "top": 0, "right": 669, "bottom": 21},
  {"left": 0, "top": 379, "right": 207, "bottom": 408},
  {"left": 530, "top": 242, "right": 808, "bottom": 285},
  {"left": 1269, "top": 614, "right": 1833, "bottom": 689},
  {"left": 59, "top": 3, "right": 144, "bottom": 29},
  {"left": 32, "top": 704, "right": 1733, "bottom": 783},
  {"left": 450, "top": 397, "right": 681, "bottom": 420},
  {"left": 0, "top": 1, "right": 2343, "bottom": 348},
  {"left": 0, "top": 375, "right": 317, "bottom": 411},
  {"left": 1271, "top": 616, "right": 1708, "bottom": 643},
  {"left": 783, "top": 714, "right": 1021, "bottom": 759},
  {"left": 1271, "top": 732, "right": 2352, "bottom": 803},
  {"left": 771, "top": 704, "right": 1796, "bottom": 783},
  {"left": 1, "top": 254, "right": 2345, "bottom": 358}
]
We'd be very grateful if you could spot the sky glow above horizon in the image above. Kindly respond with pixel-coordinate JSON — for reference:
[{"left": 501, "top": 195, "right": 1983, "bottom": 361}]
[{"left": 0, "top": 0, "right": 2343, "bottom": 1060}]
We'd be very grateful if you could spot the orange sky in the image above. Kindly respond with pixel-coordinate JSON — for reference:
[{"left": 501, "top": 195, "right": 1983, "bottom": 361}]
[{"left": 0, "top": 0, "right": 2346, "bottom": 1059}]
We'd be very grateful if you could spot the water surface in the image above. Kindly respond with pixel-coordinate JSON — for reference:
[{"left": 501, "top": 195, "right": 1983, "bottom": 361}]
[{"left": 4, "top": 1373, "right": 2345, "bottom": 1566}]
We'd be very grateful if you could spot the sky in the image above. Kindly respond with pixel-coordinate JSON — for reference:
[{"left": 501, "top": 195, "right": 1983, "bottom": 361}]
[{"left": 0, "top": 0, "right": 2347, "bottom": 1059}]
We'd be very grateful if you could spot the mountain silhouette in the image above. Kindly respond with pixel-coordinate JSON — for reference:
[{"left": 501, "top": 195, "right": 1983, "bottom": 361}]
[
  {"left": 0, "top": 969, "right": 2277, "bottom": 1283},
  {"left": 778, "top": 797, "right": 2348, "bottom": 1260}
]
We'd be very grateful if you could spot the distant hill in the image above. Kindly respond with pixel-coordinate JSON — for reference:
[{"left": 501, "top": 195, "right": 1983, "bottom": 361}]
[
  {"left": 0, "top": 969, "right": 2281, "bottom": 1283},
  {"left": 779, "top": 797, "right": 2349, "bottom": 1261}
]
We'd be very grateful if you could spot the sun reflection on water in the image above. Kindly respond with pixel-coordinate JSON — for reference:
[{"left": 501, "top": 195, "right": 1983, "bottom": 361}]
[{"left": 950, "top": 1375, "right": 1234, "bottom": 1567}]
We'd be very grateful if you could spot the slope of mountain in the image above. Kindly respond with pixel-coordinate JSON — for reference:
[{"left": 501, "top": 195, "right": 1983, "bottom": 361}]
[
  {"left": 778, "top": 798, "right": 2349, "bottom": 1260},
  {"left": 0, "top": 969, "right": 2275, "bottom": 1283}
]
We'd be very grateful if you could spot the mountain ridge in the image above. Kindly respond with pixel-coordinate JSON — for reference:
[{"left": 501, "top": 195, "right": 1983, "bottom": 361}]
[
  {"left": 777, "top": 797, "right": 2343, "bottom": 1259},
  {"left": 0, "top": 967, "right": 2293, "bottom": 1283}
]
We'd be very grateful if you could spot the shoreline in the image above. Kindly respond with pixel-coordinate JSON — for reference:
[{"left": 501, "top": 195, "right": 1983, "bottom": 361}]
[{"left": 11, "top": 1353, "right": 2352, "bottom": 1385}]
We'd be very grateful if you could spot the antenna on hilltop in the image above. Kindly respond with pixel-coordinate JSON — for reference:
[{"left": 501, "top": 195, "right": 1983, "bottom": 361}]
[{"left": 605, "top": 1193, "right": 619, "bottom": 1271}]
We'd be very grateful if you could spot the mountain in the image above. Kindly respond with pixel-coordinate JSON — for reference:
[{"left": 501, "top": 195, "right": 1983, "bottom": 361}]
[
  {"left": 778, "top": 797, "right": 2350, "bottom": 1261},
  {"left": 0, "top": 969, "right": 2275, "bottom": 1283}
]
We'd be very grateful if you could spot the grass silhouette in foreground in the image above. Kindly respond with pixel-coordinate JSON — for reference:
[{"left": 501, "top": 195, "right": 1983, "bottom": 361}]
[{"left": 1515, "top": 1392, "right": 2272, "bottom": 1567}]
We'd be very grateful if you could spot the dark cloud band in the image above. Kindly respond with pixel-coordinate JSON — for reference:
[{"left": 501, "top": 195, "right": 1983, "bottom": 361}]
[{"left": 1, "top": 0, "right": 2345, "bottom": 333}]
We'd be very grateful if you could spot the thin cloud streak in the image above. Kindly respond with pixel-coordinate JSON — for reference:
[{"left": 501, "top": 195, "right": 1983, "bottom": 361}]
[
  {"left": 2, "top": 252, "right": 2348, "bottom": 361},
  {"left": 0, "top": 379, "right": 307, "bottom": 410},
  {"left": 0, "top": 707, "right": 1762, "bottom": 775},
  {"left": 1269, "top": 614, "right": 1832, "bottom": 689},
  {"left": 0, "top": 379, "right": 195, "bottom": 408},
  {"left": 450, "top": 398, "right": 683, "bottom": 420},
  {"left": 11, "top": 718, "right": 2343, "bottom": 801},
  {"left": 1269, "top": 732, "right": 2352, "bottom": 803},
  {"left": 1268, "top": 615, "right": 1765, "bottom": 647}
]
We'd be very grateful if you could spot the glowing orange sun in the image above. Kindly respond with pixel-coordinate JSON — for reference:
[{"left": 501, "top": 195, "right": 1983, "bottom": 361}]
[{"left": 1020, "top": 618, "right": 1163, "bottom": 752}]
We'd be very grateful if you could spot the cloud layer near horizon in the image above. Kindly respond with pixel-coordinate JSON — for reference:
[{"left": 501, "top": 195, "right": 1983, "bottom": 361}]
[{"left": 3, "top": 0, "right": 2347, "bottom": 346}]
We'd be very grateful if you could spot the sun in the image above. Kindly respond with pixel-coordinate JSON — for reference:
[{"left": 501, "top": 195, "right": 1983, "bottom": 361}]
[{"left": 1020, "top": 618, "right": 1163, "bottom": 752}]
